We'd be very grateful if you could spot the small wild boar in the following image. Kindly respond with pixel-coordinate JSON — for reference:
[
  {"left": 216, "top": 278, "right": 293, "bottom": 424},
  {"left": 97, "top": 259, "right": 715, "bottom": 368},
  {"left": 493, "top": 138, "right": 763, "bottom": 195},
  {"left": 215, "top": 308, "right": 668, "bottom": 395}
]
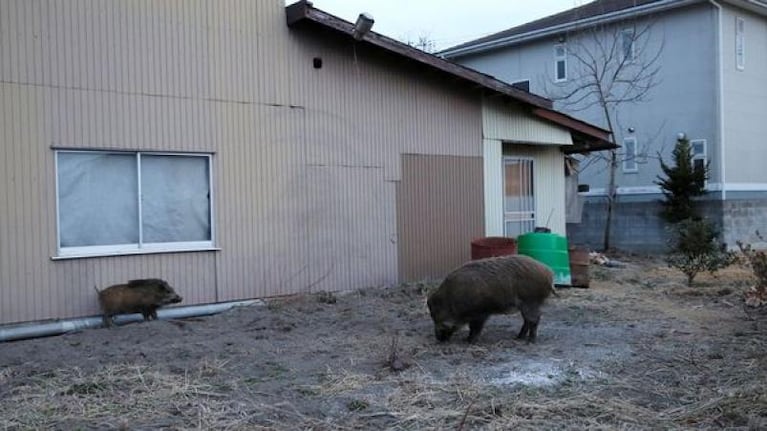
[
  {"left": 96, "top": 279, "right": 183, "bottom": 327},
  {"left": 427, "top": 254, "right": 554, "bottom": 343}
]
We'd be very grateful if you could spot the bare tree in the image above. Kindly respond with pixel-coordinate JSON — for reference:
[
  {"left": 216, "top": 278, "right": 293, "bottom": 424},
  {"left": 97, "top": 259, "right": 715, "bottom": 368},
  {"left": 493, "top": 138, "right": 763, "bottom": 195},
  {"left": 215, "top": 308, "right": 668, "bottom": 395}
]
[
  {"left": 405, "top": 34, "right": 437, "bottom": 53},
  {"left": 543, "top": 18, "right": 663, "bottom": 251}
]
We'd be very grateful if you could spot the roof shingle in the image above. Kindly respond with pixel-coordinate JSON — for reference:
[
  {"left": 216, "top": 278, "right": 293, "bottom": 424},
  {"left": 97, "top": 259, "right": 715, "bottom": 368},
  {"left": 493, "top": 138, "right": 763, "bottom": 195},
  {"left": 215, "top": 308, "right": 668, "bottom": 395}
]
[{"left": 442, "top": 0, "right": 666, "bottom": 55}]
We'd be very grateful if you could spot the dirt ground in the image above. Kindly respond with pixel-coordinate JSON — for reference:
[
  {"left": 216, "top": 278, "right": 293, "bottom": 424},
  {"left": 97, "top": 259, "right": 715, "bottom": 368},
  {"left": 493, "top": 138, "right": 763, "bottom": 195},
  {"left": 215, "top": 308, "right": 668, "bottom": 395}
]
[{"left": 1, "top": 255, "right": 767, "bottom": 430}]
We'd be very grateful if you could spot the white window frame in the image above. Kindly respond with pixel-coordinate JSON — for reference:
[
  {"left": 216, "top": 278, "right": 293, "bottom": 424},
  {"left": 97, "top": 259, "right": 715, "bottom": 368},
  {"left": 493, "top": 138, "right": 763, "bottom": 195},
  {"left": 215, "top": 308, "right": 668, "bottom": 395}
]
[
  {"left": 622, "top": 137, "right": 638, "bottom": 173},
  {"left": 554, "top": 43, "right": 567, "bottom": 82},
  {"left": 54, "top": 150, "right": 216, "bottom": 259},
  {"left": 620, "top": 29, "right": 636, "bottom": 63},
  {"left": 690, "top": 139, "right": 707, "bottom": 184},
  {"left": 736, "top": 17, "right": 745, "bottom": 70}
]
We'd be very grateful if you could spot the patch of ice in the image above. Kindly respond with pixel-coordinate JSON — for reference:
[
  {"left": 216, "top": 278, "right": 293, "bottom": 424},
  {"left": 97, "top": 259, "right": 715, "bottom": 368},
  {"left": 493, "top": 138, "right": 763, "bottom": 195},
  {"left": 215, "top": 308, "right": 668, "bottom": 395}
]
[
  {"left": 488, "top": 361, "right": 600, "bottom": 387},
  {"left": 490, "top": 362, "right": 562, "bottom": 386}
]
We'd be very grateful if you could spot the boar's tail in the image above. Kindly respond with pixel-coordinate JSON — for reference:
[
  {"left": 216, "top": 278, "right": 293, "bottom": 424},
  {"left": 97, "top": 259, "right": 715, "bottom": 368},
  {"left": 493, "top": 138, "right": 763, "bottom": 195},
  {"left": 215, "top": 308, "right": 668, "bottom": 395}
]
[{"left": 93, "top": 285, "right": 100, "bottom": 294}]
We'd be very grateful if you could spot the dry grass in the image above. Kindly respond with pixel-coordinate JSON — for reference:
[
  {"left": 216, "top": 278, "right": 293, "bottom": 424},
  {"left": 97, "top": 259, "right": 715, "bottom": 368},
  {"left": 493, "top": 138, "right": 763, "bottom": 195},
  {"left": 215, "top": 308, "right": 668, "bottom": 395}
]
[
  {"left": 3, "top": 342, "right": 767, "bottom": 430},
  {"left": 2, "top": 256, "right": 767, "bottom": 430},
  {"left": 1, "top": 363, "right": 240, "bottom": 430}
]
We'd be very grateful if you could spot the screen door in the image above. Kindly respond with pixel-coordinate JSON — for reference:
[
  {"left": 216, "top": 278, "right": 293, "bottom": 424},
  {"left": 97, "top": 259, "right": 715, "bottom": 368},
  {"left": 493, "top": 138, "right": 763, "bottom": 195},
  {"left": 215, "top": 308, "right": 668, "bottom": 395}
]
[{"left": 503, "top": 157, "right": 535, "bottom": 237}]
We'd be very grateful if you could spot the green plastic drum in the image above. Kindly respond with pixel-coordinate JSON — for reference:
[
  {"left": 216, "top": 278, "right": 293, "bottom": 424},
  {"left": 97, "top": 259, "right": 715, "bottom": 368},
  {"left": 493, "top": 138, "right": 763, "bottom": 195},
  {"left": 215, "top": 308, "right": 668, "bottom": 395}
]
[{"left": 517, "top": 232, "right": 572, "bottom": 286}]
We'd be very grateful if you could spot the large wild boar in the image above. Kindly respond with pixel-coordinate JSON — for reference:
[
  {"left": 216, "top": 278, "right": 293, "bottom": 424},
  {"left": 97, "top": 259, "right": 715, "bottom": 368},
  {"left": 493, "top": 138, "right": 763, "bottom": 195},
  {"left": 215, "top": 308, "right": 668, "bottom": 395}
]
[
  {"left": 96, "top": 279, "right": 183, "bottom": 327},
  {"left": 427, "top": 254, "right": 554, "bottom": 343}
]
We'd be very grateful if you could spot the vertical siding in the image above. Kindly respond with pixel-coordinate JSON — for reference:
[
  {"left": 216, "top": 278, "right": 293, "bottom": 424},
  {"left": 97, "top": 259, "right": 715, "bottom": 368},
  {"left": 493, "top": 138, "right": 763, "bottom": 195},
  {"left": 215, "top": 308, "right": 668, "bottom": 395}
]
[
  {"left": 0, "top": 0, "right": 496, "bottom": 325},
  {"left": 397, "top": 155, "right": 485, "bottom": 281},
  {"left": 483, "top": 139, "right": 505, "bottom": 237},
  {"left": 483, "top": 98, "right": 572, "bottom": 146}
]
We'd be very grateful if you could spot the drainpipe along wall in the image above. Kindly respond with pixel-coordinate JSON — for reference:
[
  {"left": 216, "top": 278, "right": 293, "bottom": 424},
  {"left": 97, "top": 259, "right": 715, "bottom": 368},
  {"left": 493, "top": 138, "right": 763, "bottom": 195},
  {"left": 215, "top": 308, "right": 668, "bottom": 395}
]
[
  {"left": 709, "top": 0, "right": 727, "bottom": 200},
  {"left": 0, "top": 300, "right": 260, "bottom": 343}
]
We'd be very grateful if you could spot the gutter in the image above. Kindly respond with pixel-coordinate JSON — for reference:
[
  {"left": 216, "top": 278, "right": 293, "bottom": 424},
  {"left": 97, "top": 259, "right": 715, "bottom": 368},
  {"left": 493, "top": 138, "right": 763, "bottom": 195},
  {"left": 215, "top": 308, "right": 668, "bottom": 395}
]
[
  {"left": 709, "top": 0, "right": 727, "bottom": 200},
  {"left": 0, "top": 300, "right": 260, "bottom": 343},
  {"left": 441, "top": 0, "right": 701, "bottom": 58}
]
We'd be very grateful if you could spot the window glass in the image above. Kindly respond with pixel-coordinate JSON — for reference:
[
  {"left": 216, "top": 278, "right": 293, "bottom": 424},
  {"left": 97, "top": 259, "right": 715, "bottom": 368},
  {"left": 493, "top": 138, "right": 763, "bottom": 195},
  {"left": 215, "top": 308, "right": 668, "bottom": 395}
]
[
  {"left": 57, "top": 152, "right": 138, "bottom": 247},
  {"left": 141, "top": 155, "right": 211, "bottom": 243},
  {"left": 622, "top": 138, "right": 638, "bottom": 172},
  {"left": 621, "top": 30, "right": 634, "bottom": 61},
  {"left": 691, "top": 141, "right": 705, "bottom": 156},
  {"left": 554, "top": 44, "right": 567, "bottom": 81},
  {"left": 736, "top": 18, "right": 745, "bottom": 70},
  {"left": 690, "top": 140, "right": 707, "bottom": 179},
  {"left": 57, "top": 151, "right": 212, "bottom": 255}
]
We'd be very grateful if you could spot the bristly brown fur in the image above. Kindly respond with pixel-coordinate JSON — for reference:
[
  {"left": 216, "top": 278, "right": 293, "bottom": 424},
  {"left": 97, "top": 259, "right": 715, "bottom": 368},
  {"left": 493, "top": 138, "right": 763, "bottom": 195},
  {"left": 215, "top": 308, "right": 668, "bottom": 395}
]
[
  {"left": 96, "top": 279, "right": 182, "bottom": 327},
  {"left": 427, "top": 255, "right": 554, "bottom": 343}
]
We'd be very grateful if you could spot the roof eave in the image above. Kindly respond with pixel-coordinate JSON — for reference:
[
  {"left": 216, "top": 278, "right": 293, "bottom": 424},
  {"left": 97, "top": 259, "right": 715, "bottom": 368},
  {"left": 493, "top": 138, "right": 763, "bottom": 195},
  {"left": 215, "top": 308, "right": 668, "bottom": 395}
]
[
  {"left": 286, "top": 1, "right": 614, "bottom": 151},
  {"left": 286, "top": 1, "right": 553, "bottom": 110},
  {"left": 441, "top": 0, "right": 701, "bottom": 58},
  {"left": 530, "top": 108, "right": 616, "bottom": 154}
]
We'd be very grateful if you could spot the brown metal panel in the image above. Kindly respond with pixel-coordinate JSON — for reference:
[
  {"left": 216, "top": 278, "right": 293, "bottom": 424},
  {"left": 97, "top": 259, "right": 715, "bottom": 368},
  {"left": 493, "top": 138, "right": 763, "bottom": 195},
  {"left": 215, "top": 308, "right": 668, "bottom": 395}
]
[{"left": 397, "top": 154, "right": 485, "bottom": 282}]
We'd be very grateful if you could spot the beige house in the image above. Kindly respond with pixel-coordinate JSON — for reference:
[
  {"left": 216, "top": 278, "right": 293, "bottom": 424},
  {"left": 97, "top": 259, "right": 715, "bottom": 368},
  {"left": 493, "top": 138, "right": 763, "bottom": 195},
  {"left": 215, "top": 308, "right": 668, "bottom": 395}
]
[{"left": 0, "top": 0, "right": 611, "bottom": 327}]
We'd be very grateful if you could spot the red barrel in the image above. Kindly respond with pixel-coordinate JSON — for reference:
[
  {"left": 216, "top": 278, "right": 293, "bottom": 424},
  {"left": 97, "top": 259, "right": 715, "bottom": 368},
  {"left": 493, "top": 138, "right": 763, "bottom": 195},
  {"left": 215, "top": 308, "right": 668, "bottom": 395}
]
[
  {"left": 569, "top": 245, "right": 590, "bottom": 288},
  {"left": 471, "top": 237, "right": 518, "bottom": 260}
]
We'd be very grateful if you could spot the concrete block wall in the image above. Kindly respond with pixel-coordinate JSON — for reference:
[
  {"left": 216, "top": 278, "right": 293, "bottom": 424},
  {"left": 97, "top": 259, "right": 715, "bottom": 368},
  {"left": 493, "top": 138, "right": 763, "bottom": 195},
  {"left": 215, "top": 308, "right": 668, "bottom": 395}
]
[
  {"left": 566, "top": 199, "right": 669, "bottom": 252},
  {"left": 566, "top": 195, "right": 730, "bottom": 253},
  {"left": 722, "top": 197, "right": 767, "bottom": 248}
]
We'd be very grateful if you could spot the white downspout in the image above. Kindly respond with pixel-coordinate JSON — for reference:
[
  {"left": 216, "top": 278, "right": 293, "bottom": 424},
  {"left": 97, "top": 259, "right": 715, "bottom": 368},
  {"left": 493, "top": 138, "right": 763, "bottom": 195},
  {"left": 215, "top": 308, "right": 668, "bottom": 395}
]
[
  {"left": 710, "top": 0, "right": 726, "bottom": 200},
  {"left": 0, "top": 300, "right": 260, "bottom": 343}
]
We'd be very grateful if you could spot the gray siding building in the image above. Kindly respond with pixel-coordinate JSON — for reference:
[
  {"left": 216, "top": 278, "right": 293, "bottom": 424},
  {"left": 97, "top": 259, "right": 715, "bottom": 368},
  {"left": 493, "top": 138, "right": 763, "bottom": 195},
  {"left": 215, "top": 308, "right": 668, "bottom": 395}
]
[{"left": 443, "top": 0, "right": 767, "bottom": 252}]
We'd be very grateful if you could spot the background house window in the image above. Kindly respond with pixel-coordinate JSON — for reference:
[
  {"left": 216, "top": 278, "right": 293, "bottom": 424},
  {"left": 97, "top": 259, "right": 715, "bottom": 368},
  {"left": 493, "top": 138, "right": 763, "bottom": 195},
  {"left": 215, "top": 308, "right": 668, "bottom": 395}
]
[
  {"left": 736, "top": 17, "right": 745, "bottom": 70},
  {"left": 503, "top": 157, "right": 535, "bottom": 237},
  {"left": 56, "top": 151, "right": 213, "bottom": 256},
  {"left": 622, "top": 137, "right": 638, "bottom": 172},
  {"left": 690, "top": 139, "right": 707, "bottom": 179},
  {"left": 621, "top": 29, "right": 635, "bottom": 62},
  {"left": 511, "top": 80, "right": 530, "bottom": 92},
  {"left": 554, "top": 44, "right": 567, "bottom": 81}
]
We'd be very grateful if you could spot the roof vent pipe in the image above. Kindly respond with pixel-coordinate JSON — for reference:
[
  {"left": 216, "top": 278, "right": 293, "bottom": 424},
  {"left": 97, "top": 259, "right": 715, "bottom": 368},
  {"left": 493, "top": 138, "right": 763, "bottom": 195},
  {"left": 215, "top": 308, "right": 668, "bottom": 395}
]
[{"left": 352, "top": 13, "right": 374, "bottom": 40}]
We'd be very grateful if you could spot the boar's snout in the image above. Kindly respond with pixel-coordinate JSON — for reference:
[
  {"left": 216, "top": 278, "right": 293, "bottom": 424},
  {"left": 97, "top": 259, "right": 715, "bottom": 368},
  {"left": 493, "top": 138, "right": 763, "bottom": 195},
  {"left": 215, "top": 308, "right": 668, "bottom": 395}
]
[
  {"left": 167, "top": 293, "right": 183, "bottom": 304},
  {"left": 434, "top": 323, "right": 456, "bottom": 342},
  {"left": 156, "top": 280, "right": 183, "bottom": 305}
]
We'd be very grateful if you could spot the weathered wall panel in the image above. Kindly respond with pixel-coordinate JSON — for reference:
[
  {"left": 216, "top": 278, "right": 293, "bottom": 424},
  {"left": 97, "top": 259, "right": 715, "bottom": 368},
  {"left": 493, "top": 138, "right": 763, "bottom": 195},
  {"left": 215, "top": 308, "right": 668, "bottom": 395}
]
[
  {"left": 397, "top": 154, "right": 485, "bottom": 281},
  {"left": 0, "top": 0, "right": 488, "bottom": 325},
  {"left": 483, "top": 139, "right": 504, "bottom": 237},
  {"left": 483, "top": 98, "right": 572, "bottom": 146}
]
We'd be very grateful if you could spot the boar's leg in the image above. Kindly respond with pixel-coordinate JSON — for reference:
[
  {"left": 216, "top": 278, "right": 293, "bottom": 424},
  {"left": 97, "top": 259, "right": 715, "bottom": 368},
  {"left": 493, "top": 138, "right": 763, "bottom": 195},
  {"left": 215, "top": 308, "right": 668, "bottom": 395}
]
[
  {"left": 467, "top": 316, "right": 489, "bottom": 343},
  {"left": 516, "top": 320, "right": 530, "bottom": 340},
  {"left": 102, "top": 314, "right": 114, "bottom": 328},
  {"left": 148, "top": 306, "right": 159, "bottom": 320},
  {"left": 517, "top": 302, "right": 542, "bottom": 343},
  {"left": 139, "top": 307, "right": 153, "bottom": 321}
]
